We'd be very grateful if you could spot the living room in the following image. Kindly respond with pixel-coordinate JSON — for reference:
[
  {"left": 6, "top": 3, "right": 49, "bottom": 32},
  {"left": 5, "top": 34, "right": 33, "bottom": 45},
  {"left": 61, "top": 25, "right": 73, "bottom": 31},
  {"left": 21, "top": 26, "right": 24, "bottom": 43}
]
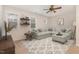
[{"left": 0, "top": 5, "right": 76, "bottom": 54}]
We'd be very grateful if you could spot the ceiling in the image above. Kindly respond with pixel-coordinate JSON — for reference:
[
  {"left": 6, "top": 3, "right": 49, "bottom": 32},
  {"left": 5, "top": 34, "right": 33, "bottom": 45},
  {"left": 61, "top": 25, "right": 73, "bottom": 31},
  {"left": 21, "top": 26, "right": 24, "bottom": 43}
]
[{"left": 6, "top": 5, "right": 75, "bottom": 17}]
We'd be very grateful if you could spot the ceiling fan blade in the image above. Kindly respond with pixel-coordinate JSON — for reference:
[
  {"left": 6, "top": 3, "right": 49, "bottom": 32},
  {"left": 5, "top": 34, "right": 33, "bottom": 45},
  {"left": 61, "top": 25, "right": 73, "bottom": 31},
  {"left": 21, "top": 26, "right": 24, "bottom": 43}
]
[
  {"left": 46, "top": 11, "right": 50, "bottom": 13},
  {"left": 54, "top": 7, "right": 62, "bottom": 10}
]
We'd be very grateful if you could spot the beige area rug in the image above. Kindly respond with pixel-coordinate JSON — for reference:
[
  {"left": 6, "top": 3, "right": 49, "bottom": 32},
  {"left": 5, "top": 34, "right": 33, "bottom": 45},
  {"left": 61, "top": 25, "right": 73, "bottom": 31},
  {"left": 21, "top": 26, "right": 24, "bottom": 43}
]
[{"left": 15, "top": 37, "right": 74, "bottom": 54}]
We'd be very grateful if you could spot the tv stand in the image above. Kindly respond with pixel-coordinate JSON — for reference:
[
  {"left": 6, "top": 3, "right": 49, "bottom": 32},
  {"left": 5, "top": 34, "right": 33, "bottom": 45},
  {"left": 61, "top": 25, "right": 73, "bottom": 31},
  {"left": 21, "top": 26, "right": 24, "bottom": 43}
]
[{"left": 0, "top": 35, "right": 15, "bottom": 54}]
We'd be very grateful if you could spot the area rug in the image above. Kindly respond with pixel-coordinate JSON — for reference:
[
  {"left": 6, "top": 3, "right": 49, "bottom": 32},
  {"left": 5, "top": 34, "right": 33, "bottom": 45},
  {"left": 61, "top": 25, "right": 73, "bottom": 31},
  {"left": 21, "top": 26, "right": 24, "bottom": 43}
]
[{"left": 18, "top": 37, "right": 74, "bottom": 54}]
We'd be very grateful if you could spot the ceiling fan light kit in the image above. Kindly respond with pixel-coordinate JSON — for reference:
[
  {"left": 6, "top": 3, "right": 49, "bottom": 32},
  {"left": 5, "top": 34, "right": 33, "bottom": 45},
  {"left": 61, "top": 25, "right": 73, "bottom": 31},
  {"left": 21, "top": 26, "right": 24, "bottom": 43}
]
[{"left": 44, "top": 5, "right": 62, "bottom": 13}]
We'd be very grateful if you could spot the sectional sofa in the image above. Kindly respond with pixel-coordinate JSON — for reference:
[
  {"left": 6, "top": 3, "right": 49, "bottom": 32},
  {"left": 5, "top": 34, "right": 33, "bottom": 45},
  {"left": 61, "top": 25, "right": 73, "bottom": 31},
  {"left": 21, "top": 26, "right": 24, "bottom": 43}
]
[{"left": 31, "top": 28, "right": 73, "bottom": 44}]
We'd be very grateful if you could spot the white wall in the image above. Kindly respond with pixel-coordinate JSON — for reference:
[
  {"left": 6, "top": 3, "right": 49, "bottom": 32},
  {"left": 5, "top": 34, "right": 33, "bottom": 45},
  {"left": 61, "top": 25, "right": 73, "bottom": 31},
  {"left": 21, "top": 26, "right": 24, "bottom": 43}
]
[
  {"left": 0, "top": 6, "right": 2, "bottom": 20},
  {"left": 76, "top": 6, "right": 79, "bottom": 47},
  {"left": 4, "top": 6, "right": 49, "bottom": 41},
  {"left": 0, "top": 5, "right": 5, "bottom": 36}
]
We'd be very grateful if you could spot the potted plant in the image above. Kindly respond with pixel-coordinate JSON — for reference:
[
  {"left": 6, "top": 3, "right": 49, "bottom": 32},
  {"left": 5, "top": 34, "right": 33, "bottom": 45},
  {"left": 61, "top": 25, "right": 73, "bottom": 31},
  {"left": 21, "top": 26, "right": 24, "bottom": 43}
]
[{"left": 4, "top": 21, "right": 12, "bottom": 40}]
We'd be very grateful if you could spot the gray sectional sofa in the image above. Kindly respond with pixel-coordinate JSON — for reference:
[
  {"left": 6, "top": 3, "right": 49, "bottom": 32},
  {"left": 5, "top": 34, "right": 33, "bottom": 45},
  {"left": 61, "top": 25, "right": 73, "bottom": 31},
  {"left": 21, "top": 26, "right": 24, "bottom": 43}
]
[{"left": 31, "top": 28, "right": 73, "bottom": 44}]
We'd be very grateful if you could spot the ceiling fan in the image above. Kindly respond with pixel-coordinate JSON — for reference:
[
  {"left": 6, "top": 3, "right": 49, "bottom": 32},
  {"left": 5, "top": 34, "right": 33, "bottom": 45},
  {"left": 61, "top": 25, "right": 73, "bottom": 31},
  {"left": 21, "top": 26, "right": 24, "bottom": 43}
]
[{"left": 44, "top": 5, "right": 62, "bottom": 13}]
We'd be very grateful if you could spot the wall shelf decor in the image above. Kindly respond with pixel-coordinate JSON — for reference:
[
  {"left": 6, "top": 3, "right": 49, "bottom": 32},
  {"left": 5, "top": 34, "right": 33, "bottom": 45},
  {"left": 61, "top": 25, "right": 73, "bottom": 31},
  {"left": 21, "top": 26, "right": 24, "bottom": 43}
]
[{"left": 20, "top": 16, "right": 30, "bottom": 25}]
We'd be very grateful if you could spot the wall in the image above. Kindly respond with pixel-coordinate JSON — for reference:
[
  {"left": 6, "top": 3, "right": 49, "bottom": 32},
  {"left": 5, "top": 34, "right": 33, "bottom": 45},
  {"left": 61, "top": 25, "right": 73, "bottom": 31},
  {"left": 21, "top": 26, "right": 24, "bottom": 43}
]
[
  {"left": 0, "top": 5, "right": 5, "bottom": 36},
  {"left": 4, "top": 6, "right": 49, "bottom": 41},
  {"left": 0, "top": 6, "right": 2, "bottom": 20},
  {"left": 76, "top": 6, "right": 79, "bottom": 47}
]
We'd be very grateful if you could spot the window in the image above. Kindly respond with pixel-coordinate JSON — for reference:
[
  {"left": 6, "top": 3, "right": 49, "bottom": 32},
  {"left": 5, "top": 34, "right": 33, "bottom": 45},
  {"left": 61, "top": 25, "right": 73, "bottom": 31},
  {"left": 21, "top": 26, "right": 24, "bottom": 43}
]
[{"left": 7, "top": 13, "right": 18, "bottom": 31}]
